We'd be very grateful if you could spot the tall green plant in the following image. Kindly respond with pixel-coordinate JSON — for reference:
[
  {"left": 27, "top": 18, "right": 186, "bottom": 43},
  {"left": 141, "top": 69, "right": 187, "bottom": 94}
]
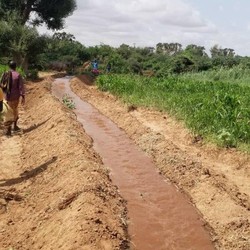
[{"left": 97, "top": 73, "right": 250, "bottom": 149}]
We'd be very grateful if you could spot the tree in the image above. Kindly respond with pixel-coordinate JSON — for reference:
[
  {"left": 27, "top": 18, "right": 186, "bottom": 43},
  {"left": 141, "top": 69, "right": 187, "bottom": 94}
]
[
  {"left": 0, "top": 1, "right": 77, "bottom": 70},
  {"left": 210, "top": 45, "right": 238, "bottom": 68},
  {"left": 171, "top": 55, "right": 194, "bottom": 74},
  {"left": 0, "top": 16, "right": 47, "bottom": 71},
  {"left": 156, "top": 43, "right": 164, "bottom": 54},
  {"left": 210, "top": 44, "right": 235, "bottom": 58},
  {"left": 53, "top": 32, "right": 76, "bottom": 41},
  {"left": 0, "top": 0, "right": 77, "bottom": 30},
  {"left": 210, "top": 44, "right": 222, "bottom": 58},
  {"left": 96, "top": 44, "right": 114, "bottom": 61},
  {"left": 156, "top": 43, "right": 182, "bottom": 56},
  {"left": 183, "top": 44, "right": 211, "bottom": 71},
  {"left": 185, "top": 44, "right": 207, "bottom": 57},
  {"left": 40, "top": 32, "right": 90, "bottom": 72},
  {"left": 117, "top": 44, "right": 133, "bottom": 60}
]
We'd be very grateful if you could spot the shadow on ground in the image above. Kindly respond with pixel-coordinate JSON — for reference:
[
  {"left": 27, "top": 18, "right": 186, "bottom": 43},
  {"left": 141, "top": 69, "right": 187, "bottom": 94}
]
[
  {"left": 23, "top": 117, "right": 52, "bottom": 134},
  {"left": 0, "top": 156, "right": 57, "bottom": 187}
]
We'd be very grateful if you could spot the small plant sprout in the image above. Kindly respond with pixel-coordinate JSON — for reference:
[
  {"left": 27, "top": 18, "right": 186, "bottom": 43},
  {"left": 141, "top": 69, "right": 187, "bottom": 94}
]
[{"left": 62, "top": 94, "right": 76, "bottom": 109}]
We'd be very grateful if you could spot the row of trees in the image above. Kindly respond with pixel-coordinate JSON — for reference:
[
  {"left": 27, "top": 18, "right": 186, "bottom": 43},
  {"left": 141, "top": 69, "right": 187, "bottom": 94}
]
[
  {"left": 88, "top": 43, "right": 249, "bottom": 77},
  {"left": 1, "top": 0, "right": 250, "bottom": 77},
  {"left": 1, "top": 22, "right": 248, "bottom": 76}
]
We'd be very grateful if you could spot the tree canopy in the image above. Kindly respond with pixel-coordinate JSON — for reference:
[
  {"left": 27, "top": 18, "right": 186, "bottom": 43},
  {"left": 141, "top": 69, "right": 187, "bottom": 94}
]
[
  {"left": 0, "top": 0, "right": 77, "bottom": 71},
  {"left": 0, "top": 0, "right": 77, "bottom": 29}
]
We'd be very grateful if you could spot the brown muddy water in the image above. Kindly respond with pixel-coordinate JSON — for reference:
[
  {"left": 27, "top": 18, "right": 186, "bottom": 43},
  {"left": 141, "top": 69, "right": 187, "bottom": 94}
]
[{"left": 52, "top": 77, "right": 214, "bottom": 250}]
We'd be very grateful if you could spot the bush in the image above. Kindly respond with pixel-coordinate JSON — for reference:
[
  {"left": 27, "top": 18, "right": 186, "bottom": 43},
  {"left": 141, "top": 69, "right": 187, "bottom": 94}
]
[{"left": 27, "top": 69, "right": 39, "bottom": 80}]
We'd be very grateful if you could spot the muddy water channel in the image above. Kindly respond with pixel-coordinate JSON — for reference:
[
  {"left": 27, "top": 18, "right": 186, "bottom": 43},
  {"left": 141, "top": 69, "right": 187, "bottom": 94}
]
[{"left": 52, "top": 77, "right": 214, "bottom": 250}]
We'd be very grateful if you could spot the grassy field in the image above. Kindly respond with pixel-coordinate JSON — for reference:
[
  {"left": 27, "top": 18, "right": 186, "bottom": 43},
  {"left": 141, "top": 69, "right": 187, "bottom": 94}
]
[
  {"left": 180, "top": 66, "right": 250, "bottom": 85},
  {"left": 97, "top": 70, "right": 250, "bottom": 150}
]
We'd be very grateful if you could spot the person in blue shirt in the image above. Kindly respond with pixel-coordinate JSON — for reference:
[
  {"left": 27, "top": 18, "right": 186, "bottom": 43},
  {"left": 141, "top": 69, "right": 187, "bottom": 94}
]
[
  {"left": 92, "top": 59, "right": 99, "bottom": 75},
  {"left": 92, "top": 59, "right": 98, "bottom": 70}
]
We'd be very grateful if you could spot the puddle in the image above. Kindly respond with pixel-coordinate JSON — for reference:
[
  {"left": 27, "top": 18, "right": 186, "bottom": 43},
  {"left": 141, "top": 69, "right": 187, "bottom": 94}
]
[{"left": 52, "top": 77, "right": 214, "bottom": 250}]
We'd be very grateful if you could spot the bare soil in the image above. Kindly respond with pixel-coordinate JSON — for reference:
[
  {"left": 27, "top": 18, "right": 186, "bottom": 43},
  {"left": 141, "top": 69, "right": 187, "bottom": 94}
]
[
  {"left": 0, "top": 77, "right": 128, "bottom": 250},
  {"left": 0, "top": 73, "right": 249, "bottom": 250},
  {"left": 71, "top": 75, "right": 250, "bottom": 250}
]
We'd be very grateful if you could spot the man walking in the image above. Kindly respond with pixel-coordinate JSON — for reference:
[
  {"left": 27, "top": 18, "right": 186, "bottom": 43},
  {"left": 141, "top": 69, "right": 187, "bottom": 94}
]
[{"left": 0, "top": 61, "right": 25, "bottom": 136}]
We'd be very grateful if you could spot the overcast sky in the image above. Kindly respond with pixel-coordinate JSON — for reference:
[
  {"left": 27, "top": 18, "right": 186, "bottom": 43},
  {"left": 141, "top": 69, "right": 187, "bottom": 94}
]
[{"left": 39, "top": 0, "right": 250, "bottom": 56}]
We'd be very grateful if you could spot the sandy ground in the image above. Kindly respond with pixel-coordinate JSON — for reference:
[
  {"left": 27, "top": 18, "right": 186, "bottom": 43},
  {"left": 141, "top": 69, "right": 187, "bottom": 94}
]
[
  {"left": 0, "top": 77, "right": 128, "bottom": 250},
  {"left": 71, "top": 75, "right": 250, "bottom": 250},
  {"left": 0, "top": 73, "right": 249, "bottom": 250}
]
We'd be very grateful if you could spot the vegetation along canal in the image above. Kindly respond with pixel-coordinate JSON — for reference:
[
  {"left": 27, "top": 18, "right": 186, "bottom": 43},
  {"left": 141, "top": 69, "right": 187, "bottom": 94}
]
[{"left": 52, "top": 77, "right": 214, "bottom": 250}]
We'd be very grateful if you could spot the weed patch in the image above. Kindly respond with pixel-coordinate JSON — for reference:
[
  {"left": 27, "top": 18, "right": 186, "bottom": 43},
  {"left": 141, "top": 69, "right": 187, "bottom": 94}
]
[{"left": 62, "top": 94, "right": 75, "bottom": 109}]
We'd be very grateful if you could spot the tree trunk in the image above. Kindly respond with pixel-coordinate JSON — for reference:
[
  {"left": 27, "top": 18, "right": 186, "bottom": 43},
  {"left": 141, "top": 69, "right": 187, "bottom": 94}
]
[
  {"left": 22, "top": 57, "right": 29, "bottom": 73},
  {"left": 21, "top": 2, "right": 33, "bottom": 25},
  {"left": 13, "top": 53, "right": 29, "bottom": 73}
]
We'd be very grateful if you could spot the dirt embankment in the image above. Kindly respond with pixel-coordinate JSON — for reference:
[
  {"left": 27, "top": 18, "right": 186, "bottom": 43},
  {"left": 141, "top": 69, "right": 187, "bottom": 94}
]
[
  {"left": 71, "top": 75, "right": 250, "bottom": 250},
  {"left": 0, "top": 78, "right": 128, "bottom": 250}
]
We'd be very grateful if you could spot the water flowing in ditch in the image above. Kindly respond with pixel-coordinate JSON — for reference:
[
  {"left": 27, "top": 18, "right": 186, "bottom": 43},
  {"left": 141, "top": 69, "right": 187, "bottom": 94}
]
[{"left": 52, "top": 77, "right": 214, "bottom": 250}]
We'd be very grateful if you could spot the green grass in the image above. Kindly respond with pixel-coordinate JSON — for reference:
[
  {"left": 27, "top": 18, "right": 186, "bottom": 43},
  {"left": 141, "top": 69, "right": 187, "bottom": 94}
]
[
  {"left": 62, "top": 94, "right": 75, "bottom": 109},
  {"left": 0, "top": 65, "right": 9, "bottom": 75},
  {"left": 0, "top": 64, "right": 25, "bottom": 77},
  {"left": 97, "top": 72, "right": 250, "bottom": 150},
  {"left": 180, "top": 66, "right": 250, "bottom": 85}
]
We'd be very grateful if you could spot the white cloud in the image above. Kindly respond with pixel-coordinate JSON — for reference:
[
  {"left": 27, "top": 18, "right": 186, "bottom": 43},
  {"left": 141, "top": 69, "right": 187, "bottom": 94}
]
[
  {"left": 39, "top": 0, "right": 218, "bottom": 49},
  {"left": 219, "top": 5, "right": 224, "bottom": 12}
]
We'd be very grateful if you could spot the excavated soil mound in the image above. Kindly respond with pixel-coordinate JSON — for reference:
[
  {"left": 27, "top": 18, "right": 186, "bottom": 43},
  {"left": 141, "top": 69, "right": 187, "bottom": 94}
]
[
  {"left": 0, "top": 78, "right": 128, "bottom": 250},
  {"left": 71, "top": 75, "right": 250, "bottom": 250}
]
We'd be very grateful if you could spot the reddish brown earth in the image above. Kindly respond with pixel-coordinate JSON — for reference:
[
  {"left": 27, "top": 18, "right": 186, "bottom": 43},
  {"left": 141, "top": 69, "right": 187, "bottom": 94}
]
[
  {"left": 0, "top": 73, "right": 249, "bottom": 250},
  {"left": 0, "top": 77, "right": 128, "bottom": 250},
  {"left": 71, "top": 75, "right": 250, "bottom": 250}
]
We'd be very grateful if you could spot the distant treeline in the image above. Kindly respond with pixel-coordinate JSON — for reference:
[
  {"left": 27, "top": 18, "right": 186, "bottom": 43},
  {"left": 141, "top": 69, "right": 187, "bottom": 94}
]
[
  {"left": 1, "top": 0, "right": 249, "bottom": 77},
  {"left": 1, "top": 28, "right": 250, "bottom": 77}
]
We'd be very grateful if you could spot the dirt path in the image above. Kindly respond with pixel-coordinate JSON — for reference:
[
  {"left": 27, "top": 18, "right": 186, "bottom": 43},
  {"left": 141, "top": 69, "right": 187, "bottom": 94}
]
[
  {"left": 0, "top": 78, "right": 128, "bottom": 250},
  {"left": 71, "top": 75, "right": 250, "bottom": 250}
]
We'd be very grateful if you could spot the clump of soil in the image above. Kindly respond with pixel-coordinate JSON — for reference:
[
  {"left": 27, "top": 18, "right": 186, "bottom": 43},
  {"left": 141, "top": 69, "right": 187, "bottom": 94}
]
[
  {"left": 71, "top": 75, "right": 250, "bottom": 250},
  {"left": 0, "top": 78, "right": 128, "bottom": 249}
]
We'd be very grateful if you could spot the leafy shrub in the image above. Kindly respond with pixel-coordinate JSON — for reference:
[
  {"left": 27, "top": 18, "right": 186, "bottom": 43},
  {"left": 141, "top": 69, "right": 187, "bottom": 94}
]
[{"left": 27, "top": 69, "right": 39, "bottom": 80}]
